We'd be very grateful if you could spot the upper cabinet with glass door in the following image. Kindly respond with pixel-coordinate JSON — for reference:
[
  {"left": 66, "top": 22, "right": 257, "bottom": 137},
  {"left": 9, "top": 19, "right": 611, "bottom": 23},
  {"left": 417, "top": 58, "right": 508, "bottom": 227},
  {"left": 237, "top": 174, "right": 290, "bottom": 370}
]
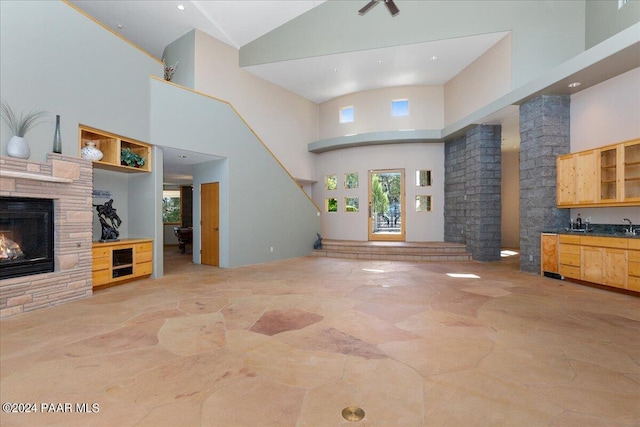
[{"left": 557, "top": 139, "right": 640, "bottom": 207}]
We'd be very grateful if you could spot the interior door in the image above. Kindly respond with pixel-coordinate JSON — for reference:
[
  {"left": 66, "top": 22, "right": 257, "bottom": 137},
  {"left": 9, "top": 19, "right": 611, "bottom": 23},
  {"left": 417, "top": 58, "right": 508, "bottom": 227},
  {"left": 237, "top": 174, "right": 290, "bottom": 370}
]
[
  {"left": 201, "top": 182, "right": 219, "bottom": 266},
  {"left": 368, "top": 169, "right": 405, "bottom": 241}
]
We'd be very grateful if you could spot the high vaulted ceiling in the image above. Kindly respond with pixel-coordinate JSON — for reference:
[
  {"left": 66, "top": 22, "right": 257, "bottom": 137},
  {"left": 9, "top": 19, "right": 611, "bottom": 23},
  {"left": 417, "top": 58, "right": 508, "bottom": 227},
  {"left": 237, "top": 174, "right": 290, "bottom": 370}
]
[{"left": 68, "top": 0, "right": 507, "bottom": 103}]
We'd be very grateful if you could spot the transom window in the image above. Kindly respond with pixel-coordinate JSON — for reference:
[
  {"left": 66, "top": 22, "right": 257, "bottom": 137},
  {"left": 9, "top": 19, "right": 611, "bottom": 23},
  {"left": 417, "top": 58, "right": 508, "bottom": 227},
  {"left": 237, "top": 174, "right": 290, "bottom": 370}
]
[
  {"left": 416, "top": 170, "right": 432, "bottom": 186},
  {"left": 340, "top": 106, "right": 354, "bottom": 123},
  {"left": 392, "top": 99, "right": 409, "bottom": 116}
]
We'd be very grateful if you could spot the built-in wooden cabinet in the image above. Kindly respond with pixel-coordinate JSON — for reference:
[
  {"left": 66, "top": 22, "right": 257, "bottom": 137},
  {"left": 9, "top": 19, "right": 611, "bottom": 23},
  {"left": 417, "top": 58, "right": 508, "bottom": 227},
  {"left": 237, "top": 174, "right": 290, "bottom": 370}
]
[
  {"left": 79, "top": 125, "right": 152, "bottom": 173},
  {"left": 549, "top": 234, "right": 638, "bottom": 292},
  {"left": 92, "top": 239, "right": 153, "bottom": 288},
  {"left": 541, "top": 233, "right": 559, "bottom": 274},
  {"left": 556, "top": 139, "right": 640, "bottom": 207}
]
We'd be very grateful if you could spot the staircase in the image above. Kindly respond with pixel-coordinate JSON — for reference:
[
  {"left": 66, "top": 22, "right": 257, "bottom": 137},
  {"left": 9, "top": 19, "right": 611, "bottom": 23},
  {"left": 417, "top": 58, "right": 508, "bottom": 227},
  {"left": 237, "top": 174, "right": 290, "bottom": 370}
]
[{"left": 312, "top": 239, "right": 472, "bottom": 262}]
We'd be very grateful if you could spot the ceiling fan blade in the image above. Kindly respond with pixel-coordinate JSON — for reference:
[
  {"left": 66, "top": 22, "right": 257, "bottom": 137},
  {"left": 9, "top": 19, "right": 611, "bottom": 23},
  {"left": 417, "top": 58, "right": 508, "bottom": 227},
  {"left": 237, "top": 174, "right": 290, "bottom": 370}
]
[
  {"left": 358, "top": 0, "right": 379, "bottom": 15},
  {"left": 384, "top": 0, "right": 400, "bottom": 16}
]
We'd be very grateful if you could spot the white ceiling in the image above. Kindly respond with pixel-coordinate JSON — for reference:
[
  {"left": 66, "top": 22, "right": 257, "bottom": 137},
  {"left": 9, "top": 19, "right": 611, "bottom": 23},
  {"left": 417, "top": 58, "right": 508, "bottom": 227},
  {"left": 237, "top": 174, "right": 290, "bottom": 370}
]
[{"left": 68, "top": 0, "right": 512, "bottom": 184}]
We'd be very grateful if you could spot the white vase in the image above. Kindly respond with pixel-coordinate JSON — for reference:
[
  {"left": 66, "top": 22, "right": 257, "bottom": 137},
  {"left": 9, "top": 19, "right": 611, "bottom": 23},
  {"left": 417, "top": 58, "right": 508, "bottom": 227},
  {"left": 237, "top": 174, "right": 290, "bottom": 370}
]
[
  {"left": 6, "top": 135, "right": 30, "bottom": 159},
  {"left": 81, "top": 141, "right": 103, "bottom": 161}
]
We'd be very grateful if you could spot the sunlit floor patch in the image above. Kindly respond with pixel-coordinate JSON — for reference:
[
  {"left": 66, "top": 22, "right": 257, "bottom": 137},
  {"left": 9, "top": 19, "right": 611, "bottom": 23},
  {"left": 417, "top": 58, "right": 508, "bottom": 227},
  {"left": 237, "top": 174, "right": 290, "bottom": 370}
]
[
  {"left": 446, "top": 273, "right": 481, "bottom": 279},
  {"left": 501, "top": 250, "right": 519, "bottom": 257}
]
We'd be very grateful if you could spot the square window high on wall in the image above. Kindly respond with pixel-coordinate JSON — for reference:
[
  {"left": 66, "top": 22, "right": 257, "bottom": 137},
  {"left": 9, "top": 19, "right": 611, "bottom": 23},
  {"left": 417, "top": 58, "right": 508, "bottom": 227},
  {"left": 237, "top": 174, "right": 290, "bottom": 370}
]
[
  {"left": 340, "top": 106, "right": 354, "bottom": 123},
  {"left": 392, "top": 99, "right": 409, "bottom": 116}
]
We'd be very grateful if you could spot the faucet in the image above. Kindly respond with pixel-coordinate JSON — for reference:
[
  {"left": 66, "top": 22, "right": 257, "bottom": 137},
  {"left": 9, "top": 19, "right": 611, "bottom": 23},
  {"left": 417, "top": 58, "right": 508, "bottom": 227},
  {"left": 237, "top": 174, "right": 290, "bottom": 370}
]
[{"left": 623, "top": 218, "right": 634, "bottom": 235}]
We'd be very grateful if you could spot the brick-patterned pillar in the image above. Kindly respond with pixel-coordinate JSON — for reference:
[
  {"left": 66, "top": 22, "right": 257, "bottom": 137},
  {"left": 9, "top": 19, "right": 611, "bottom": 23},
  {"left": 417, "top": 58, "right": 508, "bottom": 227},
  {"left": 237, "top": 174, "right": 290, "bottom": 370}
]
[
  {"left": 444, "top": 135, "right": 467, "bottom": 244},
  {"left": 519, "top": 95, "right": 570, "bottom": 273},
  {"left": 444, "top": 125, "right": 502, "bottom": 261},
  {"left": 465, "top": 125, "right": 502, "bottom": 261}
]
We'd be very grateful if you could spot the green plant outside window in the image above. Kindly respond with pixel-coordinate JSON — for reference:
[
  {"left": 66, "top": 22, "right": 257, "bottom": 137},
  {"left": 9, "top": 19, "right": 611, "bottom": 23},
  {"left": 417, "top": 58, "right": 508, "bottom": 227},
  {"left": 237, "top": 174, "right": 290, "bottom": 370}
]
[{"left": 163, "top": 190, "right": 181, "bottom": 223}]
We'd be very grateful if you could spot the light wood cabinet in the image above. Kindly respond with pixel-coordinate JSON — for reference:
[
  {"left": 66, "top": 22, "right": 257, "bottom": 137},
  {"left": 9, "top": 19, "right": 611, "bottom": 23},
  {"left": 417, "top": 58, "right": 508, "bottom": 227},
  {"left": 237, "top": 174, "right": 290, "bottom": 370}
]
[
  {"left": 558, "top": 234, "right": 581, "bottom": 279},
  {"left": 581, "top": 246, "right": 603, "bottom": 283},
  {"left": 556, "top": 154, "right": 576, "bottom": 206},
  {"left": 576, "top": 150, "right": 598, "bottom": 204},
  {"left": 554, "top": 234, "right": 638, "bottom": 293},
  {"left": 541, "top": 233, "right": 559, "bottom": 274},
  {"left": 79, "top": 125, "right": 152, "bottom": 173},
  {"left": 91, "top": 239, "right": 153, "bottom": 289},
  {"left": 556, "top": 139, "right": 640, "bottom": 207}
]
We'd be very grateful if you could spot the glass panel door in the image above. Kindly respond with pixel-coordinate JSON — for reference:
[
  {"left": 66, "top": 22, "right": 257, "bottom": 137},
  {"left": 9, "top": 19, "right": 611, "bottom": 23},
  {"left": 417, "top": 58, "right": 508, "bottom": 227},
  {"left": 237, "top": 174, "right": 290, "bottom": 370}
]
[{"left": 368, "top": 169, "right": 405, "bottom": 241}]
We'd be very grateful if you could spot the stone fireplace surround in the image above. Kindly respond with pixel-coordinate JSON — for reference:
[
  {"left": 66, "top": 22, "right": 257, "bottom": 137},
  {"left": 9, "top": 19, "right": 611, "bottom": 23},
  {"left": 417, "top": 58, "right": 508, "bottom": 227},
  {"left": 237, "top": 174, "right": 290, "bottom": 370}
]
[{"left": 0, "top": 154, "right": 93, "bottom": 318}]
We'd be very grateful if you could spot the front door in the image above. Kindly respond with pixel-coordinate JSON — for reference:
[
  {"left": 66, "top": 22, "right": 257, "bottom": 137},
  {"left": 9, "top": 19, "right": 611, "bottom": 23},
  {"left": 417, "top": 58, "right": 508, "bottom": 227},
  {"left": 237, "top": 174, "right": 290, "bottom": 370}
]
[
  {"left": 201, "top": 182, "right": 219, "bottom": 266},
  {"left": 368, "top": 169, "right": 405, "bottom": 241}
]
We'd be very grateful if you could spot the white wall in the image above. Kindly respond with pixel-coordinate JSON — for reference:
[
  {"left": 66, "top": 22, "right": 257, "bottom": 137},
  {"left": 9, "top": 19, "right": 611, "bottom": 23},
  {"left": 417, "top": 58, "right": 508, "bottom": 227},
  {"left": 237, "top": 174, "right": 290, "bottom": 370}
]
[
  {"left": 501, "top": 150, "right": 520, "bottom": 248},
  {"left": 193, "top": 30, "right": 319, "bottom": 182},
  {"left": 445, "top": 33, "right": 512, "bottom": 126},
  {"left": 570, "top": 67, "right": 640, "bottom": 224},
  {"left": 319, "top": 86, "right": 444, "bottom": 140},
  {"left": 313, "top": 143, "right": 444, "bottom": 242}
]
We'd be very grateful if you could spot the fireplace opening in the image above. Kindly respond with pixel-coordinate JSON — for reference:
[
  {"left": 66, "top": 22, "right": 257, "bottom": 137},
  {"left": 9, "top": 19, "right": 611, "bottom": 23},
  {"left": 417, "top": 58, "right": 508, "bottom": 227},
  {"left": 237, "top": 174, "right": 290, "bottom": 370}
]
[{"left": 0, "top": 197, "right": 54, "bottom": 280}]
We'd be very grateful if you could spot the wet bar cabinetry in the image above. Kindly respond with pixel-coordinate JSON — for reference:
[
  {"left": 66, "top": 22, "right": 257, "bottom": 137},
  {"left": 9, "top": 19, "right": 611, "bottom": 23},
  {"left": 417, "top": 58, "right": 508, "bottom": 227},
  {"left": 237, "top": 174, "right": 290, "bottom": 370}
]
[
  {"left": 547, "top": 234, "right": 639, "bottom": 292},
  {"left": 92, "top": 239, "right": 153, "bottom": 288},
  {"left": 556, "top": 139, "right": 640, "bottom": 207}
]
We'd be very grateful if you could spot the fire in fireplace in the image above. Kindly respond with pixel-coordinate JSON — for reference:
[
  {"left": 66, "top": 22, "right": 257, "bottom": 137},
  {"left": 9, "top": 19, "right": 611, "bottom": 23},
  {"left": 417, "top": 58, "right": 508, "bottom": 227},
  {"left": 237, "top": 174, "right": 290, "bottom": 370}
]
[{"left": 0, "top": 197, "right": 54, "bottom": 280}]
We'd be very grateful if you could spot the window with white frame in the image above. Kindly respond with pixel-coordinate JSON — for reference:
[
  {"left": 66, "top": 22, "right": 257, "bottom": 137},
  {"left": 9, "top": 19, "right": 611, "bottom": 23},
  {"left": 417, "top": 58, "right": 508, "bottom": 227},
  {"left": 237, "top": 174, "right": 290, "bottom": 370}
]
[
  {"left": 392, "top": 99, "right": 409, "bottom": 116},
  {"left": 340, "top": 106, "right": 354, "bottom": 123}
]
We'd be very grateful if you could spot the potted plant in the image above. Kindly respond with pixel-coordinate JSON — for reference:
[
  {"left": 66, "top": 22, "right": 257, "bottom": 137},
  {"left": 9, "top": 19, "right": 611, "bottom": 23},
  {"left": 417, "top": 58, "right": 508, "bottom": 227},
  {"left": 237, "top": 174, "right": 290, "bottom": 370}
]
[
  {"left": 120, "top": 147, "right": 146, "bottom": 168},
  {"left": 1, "top": 98, "right": 49, "bottom": 159}
]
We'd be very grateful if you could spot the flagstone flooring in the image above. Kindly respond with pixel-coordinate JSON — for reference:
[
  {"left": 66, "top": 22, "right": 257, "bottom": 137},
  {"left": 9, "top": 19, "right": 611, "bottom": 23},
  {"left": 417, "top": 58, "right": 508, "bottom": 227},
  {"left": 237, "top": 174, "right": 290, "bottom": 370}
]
[{"left": 1, "top": 249, "right": 639, "bottom": 426}]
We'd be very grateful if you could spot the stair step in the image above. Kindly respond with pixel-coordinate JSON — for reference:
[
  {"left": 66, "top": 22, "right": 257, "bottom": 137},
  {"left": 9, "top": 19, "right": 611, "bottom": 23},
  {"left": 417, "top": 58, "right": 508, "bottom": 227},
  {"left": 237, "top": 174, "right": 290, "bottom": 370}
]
[{"left": 312, "top": 240, "right": 472, "bottom": 262}]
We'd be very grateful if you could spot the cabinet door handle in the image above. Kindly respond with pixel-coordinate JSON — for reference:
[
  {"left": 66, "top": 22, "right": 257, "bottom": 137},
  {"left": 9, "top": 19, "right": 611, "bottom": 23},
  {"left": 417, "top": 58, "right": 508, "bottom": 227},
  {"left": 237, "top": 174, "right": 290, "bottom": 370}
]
[{"left": 213, "top": 227, "right": 219, "bottom": 231}]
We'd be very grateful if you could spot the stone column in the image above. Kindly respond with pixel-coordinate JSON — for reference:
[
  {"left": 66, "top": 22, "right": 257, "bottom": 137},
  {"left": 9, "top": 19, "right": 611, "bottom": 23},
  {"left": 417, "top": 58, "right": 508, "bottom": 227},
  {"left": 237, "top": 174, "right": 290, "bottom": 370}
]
[
  {"left": 444, "top": 135, "right": 467, "bottom": 244},
  {"left": 444, "top": 125, "right": 502, "bottom": 261},
  {"left": 519, "top": 95, "right": 570, "bottom": 273},
  {"left": 465, "top": 125, "right": 502, "bottom": 261}
]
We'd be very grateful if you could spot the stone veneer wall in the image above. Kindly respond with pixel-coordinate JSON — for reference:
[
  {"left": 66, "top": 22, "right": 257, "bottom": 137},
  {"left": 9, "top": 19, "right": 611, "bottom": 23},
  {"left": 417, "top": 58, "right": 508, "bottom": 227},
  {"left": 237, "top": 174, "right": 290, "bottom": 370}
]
[
  {"left": 444, "top": 135, "right": 467, "bottom": 244},
  {"left": 519, "top": 95, "right": 570, "bottom": 273},
  {"left": 465, "top": 125, "right": 502, "bottom": 261},
  {"left": 444, "top": 125, "right": 502, "bottom": 261},
  {"left": 0, "top": 154, "right": 93, "bottom": 318}
]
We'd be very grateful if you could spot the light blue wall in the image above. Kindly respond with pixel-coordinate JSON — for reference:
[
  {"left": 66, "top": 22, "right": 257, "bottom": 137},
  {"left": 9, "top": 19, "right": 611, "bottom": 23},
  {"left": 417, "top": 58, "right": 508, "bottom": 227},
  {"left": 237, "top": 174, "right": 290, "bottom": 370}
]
[
  {"left": 150, "top": 79, "right": 320, "bottom": 267},
  {"left": 0, "top": 1, "right": 161, "bottom": 159},
  {"left": 162, "top": 30, "right": 196, "bottom": 89},
  {"left": 241, "top": 0, "right": 585, "bottom": 90},
  {"left": 586, "top": 0, "right": 640, "bottom": 49}
]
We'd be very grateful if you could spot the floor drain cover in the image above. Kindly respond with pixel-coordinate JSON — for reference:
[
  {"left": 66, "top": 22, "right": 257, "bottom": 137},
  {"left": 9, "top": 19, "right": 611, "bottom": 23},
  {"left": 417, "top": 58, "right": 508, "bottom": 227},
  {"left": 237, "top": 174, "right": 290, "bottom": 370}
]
[{"left": 342, "top": 406, "right": 365, "bottom": 422}]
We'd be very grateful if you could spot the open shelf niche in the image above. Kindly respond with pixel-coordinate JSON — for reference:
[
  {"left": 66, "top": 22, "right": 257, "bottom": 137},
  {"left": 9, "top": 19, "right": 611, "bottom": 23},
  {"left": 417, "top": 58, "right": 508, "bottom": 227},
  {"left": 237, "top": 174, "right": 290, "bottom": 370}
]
[{"left": 79, "top": 125, "right": 152, "bottom": 173}]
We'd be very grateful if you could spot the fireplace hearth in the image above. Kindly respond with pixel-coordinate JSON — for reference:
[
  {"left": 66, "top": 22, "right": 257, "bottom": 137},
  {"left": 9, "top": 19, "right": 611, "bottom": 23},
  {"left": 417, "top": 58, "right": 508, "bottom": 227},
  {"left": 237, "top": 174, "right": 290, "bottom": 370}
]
[{"left": 0, "top": 197, "right": 54, "bottom": 280}]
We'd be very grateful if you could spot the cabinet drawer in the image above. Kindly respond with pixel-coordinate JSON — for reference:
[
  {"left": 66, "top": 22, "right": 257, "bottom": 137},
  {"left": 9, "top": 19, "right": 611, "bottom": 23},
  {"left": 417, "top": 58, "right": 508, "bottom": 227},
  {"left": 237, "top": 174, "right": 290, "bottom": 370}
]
[
  {"left": 136, "top": 261, "right": 152, "bottom": 276},
  {"left": 628, "top": 276, "right": 640, "bottom": 292},
  {"left": 628, "top": 240, "right": 640, "bottom": 251},
  {"left": 559, "top": 252, "right": 581, "bottom": 266},
  {"left": 560, "top": 264, "right": 581, "bottom": 279},
  {"left": 93, "top": 256, "right": 111, "bottom": 270},
  {"left": 136, "top": 250, "right": 152, "bottom": 263},
  {"left": 559, "top": 235, "right": 581, "bottom": 244},
  {"left": 629, "top": 250, "right": 640, "bottom": 262},
  {"left": 92, "top": 247, "right": 110, "bottom": 258},
  {"left": 93, "top": 269, "right": 111, "bottom": 286},
  {"left": 559, "top": 244, "right": 580, "bottom": 254},
  {"left": 581, "top": 236, "right": 628, "bottom": 249},
  {"left": 629, "top": 261, "right": 640, "bottom": 277},
  {"left": 136, "top": 242, "right": 152, "bottom": 253}
]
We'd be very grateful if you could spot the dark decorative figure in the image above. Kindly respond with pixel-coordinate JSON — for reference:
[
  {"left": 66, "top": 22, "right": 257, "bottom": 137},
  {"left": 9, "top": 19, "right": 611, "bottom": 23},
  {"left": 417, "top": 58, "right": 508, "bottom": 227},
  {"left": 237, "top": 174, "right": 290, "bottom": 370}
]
[
  {"left": 94, "top": 199, "right": 121, "bottom": 242},
  {"left": 313, "top": 233, "right": 323, "bottom": 250}
]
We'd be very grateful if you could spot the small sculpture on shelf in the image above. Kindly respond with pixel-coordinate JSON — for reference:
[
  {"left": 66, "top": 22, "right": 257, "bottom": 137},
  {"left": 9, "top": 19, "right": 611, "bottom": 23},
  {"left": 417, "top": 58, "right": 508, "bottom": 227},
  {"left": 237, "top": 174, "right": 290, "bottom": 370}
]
[{"left": 94, "top": 199, "right": 122, "bottom": 242}]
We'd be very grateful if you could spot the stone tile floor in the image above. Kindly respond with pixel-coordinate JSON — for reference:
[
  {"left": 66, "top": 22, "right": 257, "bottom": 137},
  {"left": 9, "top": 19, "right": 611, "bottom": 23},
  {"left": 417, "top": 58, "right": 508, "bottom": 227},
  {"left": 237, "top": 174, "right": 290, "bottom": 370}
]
[{"left": 1, "top": 250, "right": 639, "bottom": 426}]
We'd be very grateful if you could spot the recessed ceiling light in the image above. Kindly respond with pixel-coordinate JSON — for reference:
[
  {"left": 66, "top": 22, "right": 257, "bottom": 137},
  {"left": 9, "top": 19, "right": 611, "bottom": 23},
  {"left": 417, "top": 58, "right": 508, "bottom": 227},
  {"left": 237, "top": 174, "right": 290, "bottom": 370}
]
[
  {"left": 332, "top": 68, "right": 338, "bottom": 72},
  {"left": 179, "top": 155, "right": 187, "bottom": 159},
  {"left": 430, "top": 56, "right": 438, "bottom": 61},
  {"left": 117, "top": 24, "right": 123, "bottom": 29},
  {"left": 568, "top": 82, "right": 581, "bottom": 88},
  {"left": 177, "top": 4, "right": 185, "bottom": 11},
  {"left": 377, "top": 60, "right": 384, "bottom": 64}
]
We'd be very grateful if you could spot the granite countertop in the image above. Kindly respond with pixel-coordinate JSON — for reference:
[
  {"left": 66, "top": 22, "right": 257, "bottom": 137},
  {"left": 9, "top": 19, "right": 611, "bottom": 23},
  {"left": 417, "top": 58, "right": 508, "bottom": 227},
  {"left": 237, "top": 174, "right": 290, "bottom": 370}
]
[{"left": 541, "top": 224, "right": 640, "bottom": 238}]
